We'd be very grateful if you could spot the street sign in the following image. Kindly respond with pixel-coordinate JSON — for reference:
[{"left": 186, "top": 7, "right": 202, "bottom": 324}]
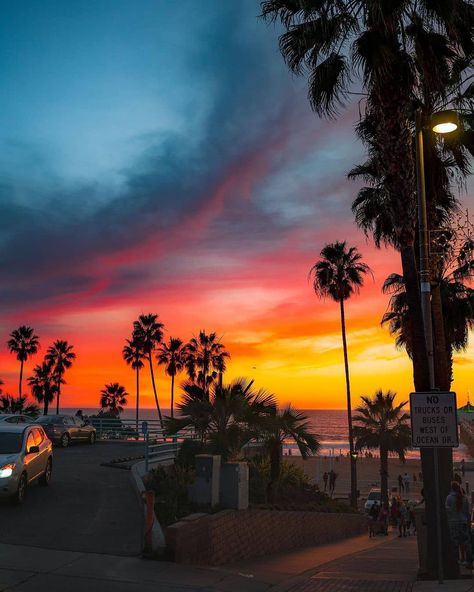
[{"left": 410, "top": 391, "right": 459, "bottom": 448}]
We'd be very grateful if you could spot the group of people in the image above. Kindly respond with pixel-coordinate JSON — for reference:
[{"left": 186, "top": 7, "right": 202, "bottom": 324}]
[
  {"left": 446, "top": 479, "right": 472, "bottom": 569},
  {"left": 368, "top": 496, "right": 417, "bottom": 538},
  {"left": 322, "top": 470, "right": 338, "bottom": 495},
  {"left": 397, "top": 472, "right": 423, "bottom": 495}
]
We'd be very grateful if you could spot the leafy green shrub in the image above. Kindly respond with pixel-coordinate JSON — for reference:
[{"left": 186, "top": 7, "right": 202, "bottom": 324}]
[
  {"left": 145, "top": 464, "right": 196, "bottom": 526},
  {"left": 176, "top": 438, "right": 207, "bottom": 468}
]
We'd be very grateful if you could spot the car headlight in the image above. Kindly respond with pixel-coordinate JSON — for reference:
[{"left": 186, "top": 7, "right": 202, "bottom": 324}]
[{"left": 0, "top": 463, "right": 15, "bottom": 478}]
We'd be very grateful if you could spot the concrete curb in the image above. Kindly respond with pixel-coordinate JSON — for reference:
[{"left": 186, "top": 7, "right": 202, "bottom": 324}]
[{"left": 129, "top": 459, "right": 166, "bottom": 552}]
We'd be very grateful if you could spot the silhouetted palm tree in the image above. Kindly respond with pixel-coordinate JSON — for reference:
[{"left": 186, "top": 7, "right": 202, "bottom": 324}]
[
  {"left": 45, "top": 340, "right": 76, "bottom": 414},
  {"left": 259, "top": 406, "right": 319, "bottom": 502},
  {"left": 166, "top": 378, "right": 276, "bottom": 460},
  {"left": 310, "top": 241, "right": 371, "bottom": 507},
  {"left": 100, "top": 383, "right": 128, "bottom": 418},
  {"left": 0, "top": 394, "right": 40, "bottom": 417},
  {"left": 353, "top": 390, "right": 411, "bottom": 506},
  {"left": 7, "top": 326, "right": 40, "bottom": 399},
  {"left": 27, "top": 361, "right": 58, "bottom": 416},
  {"left": 185, "top": 331, "right": 230, "bottom": 398},
  {"left": 123, "top": 337, "right": 145, "bottom": 435},
  {"left": 133, "top": 314, "right": 164, "bottom": 425},
  {"left": 157, "top": 337, "right": 186, "bottom": 418}
]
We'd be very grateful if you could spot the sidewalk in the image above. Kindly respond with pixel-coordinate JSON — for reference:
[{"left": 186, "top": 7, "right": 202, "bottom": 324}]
[{"left": 1, "top": 530, "right": 473, "bottom": 591}]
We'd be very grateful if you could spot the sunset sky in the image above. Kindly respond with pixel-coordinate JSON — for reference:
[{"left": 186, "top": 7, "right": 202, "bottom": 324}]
[{"left": 1, "top": 0, "right": 473, "bottom": 412}]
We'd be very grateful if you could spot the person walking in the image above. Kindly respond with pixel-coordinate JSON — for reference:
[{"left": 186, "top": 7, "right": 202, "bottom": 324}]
[
  {"left": 461, "top": 459, "right": 466, "bottom": 477},
  {"left": 403, "top": 472, "right": 410, "bottom": 496},
  {"left": 331, "top": 471, "right": 338, "bottom": 496},
  {"left": 398, "top": 501, "right": 408, "bottom": 537},
  {"left": 445, "top": 481, "right": 472, "bottom": 568},
  {"left": 398, "top": 474, "right": 404, "bottom": 494},
  {"left": 323, "top": 471, "right": 328, "bottom": 492}
]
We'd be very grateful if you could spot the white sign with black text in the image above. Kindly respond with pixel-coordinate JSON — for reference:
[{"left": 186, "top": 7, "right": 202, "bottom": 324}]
[{"left": 410, "top": 391, "right": 459, "bottom": 448}]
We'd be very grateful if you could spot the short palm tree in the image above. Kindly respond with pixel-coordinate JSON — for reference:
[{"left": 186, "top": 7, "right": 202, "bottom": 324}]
[
  {"left": 0, "top": 394, "right": 40, "bottom": 417},
  {"left": 99, "top": 383, "right": 128, "bottom": 418},
  {"left": 309, "top": 241, "right": 371, "bottom": 507},
  {"left": 45, "top": 340, "right": 76, "bottom": 413},
  {"left": 27, "top": 361, "right": 58, "bottom": 415},
  {"left": 123, "top": 337, "right": 145, "bottom": 436},
  {"left": 133, "top": 314, "right": 164, "bottom": 425},
  {"left": 259, "top": 406, "right": 320, "bottom": 502},
  {"left": 157, "top": 337, "right": 186, "bottom": 418},
  {"left": 353, "top": 390, "right": 411, "bottom": 506},
  {"left": 166, "top": 378, "right": 276, "bottom": 461},
  {"left": 185, "top": 331, "right": 230, "bottom": 398},
  {"left": 7, "top": 326, "right": 40, "bottom": 399}
]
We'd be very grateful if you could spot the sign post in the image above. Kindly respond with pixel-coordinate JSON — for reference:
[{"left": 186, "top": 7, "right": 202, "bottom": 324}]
[{"left": 410, "top": 391, "right": 459, "bottom": 583}]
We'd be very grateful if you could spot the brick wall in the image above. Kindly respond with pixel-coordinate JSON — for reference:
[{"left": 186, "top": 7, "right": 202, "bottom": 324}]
[{"left": 166, "top": 509, "right": 366, "bottom": 565}]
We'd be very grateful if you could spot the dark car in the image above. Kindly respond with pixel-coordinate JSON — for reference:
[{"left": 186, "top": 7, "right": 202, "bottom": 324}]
[{"left": 36, "top": 415, "right": 96, "bottom": 447}]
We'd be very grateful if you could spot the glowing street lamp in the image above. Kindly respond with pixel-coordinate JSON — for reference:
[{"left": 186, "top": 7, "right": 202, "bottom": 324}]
[{"left": 415, "top": 108, "right": 459, "bottom": 584}]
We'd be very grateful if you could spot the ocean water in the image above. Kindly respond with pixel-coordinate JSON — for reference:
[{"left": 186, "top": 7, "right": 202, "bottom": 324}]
[{"left": 64, "top": 407, "right": 468, "bottom": 460}]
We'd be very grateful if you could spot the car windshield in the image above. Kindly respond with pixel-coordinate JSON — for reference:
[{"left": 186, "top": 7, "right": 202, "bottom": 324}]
[
  {"left": 0, "top": 432, "right": 23, "bottom": 454},
  {"left": 368, "top": 492, "right": 381, "bottom": 501},
  {"left": 37, "top": 416, "right": 62, "bottom": 424}
]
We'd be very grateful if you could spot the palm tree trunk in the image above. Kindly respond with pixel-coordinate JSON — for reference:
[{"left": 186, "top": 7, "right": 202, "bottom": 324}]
[
  {"left": 44, "top": 398, "right": 49, "bottom": 416},
  {"left": 148, "top": 354, "right": 163, "bottom": 428},
  {"left": 267, "top": 442, "right": 281, "bottom": 503},
  {"left": 18, "top": 360, "right": 24, "bottom": 400},
  {"left": 339, "top": 299, "right": 357, "bottom": 508},
  {"left": 171, "top": 374, "right": 175, "bottom": 419},
  {"left": 380, "top": 446, "right": 388, "bottom": 507},
  {"left": 136, "top": 366, "right": 140, "bottom": 439},
  {"left": 56, "top": 377, "right": 61, "bottom": 414}
]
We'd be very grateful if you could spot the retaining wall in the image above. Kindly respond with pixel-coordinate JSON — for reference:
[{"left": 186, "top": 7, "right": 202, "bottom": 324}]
[{"left": 166, "top": 509, "right": 366, "bottom": 565}]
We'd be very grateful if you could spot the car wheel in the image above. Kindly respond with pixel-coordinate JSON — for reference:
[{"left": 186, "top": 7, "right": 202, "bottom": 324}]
[
  {"left": 14, "top": 473, "right": 27, "bottom": 504},
  {"left": 60, "top": 433, "right": 70, "bottom": 448},
  {"left": 39, "top": 458, "right": 52, "bottom": 486},
  {"left": 88, "top": 432, "right": 96, "bottom": 445}
]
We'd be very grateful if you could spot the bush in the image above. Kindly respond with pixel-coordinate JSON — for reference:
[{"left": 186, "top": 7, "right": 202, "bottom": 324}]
[
  {"left": 145, "top": 463, "right": 196, "bottom": 527},
  {"left": 248, "top": 457, "right": 351, "bottom": 512},
  {"left": 176, "top": 438, "right": 207, "bottom": 468}
]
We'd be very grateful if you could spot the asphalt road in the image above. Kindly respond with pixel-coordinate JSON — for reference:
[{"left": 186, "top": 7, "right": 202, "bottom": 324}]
[{"left": 0, "top": 441, "right": 144, "bottom": 556}]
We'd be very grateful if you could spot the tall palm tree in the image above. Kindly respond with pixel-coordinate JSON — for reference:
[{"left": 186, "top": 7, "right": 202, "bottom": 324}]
[
  {"left": 309, "top": 241, "right": 371, "bottom": 508},
  {"left": 259, "top": 406, "right": 320, "bottom": 503},
  {"left": 185, "top": 331, "right": 230, "bottom": 398},
  {"left": 27, "top": 361, "right": 58, "bottom": 416},
  {"left": 157, "top": 337, "right": 186, "bottom": 419},
  {"left": 7, "top": 326, "right": 40, "bottom": 399},
  {"left": 45, "top": 340, "right": 76, "bottom": 414},
  {"left": 123, "top": 337, "right": 145, "bottom": 436},
  {"left": 133, "top": 314, "right": 164, "bottom": 426},
  {"left": 99, "top": 383, "right": 128, "bottom": 418},
  {"left": 353, "top": 390, "right": 411, "bottom": 506}
]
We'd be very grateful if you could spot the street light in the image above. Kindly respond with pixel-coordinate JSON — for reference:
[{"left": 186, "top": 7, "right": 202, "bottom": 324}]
[{"left": 415, "top": 108, "right": 459, "bottom": 584}]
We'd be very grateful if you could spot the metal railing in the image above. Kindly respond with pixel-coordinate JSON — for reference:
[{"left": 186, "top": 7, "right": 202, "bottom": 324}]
[{"left": 89, "top": 417, "right": 165, "bottom": 441}]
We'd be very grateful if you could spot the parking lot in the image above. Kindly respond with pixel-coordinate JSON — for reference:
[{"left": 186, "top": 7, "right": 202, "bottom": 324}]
[{"left": 0, "top": 441, "right": 144, "bottom": 556}]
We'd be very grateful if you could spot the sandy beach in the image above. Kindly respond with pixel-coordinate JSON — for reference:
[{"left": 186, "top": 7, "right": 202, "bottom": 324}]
[{"left": 286, "top": 454, "right": 424, "bottom": 500}]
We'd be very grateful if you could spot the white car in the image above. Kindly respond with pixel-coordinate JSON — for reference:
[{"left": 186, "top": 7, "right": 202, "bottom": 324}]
[
  {"left": 0, "top": 424, "right": 53, "bottom": 503},
  {"left": 364, "top": 488, "right": 382, "bottom": 513}
]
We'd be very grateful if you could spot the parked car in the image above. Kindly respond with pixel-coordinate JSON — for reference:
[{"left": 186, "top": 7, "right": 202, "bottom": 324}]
[
  {"left": 36, "top": 415, "right": 96, "bottom": 447},
  {"left": 0, "top": 414, "right": 35, "bottom": 424},
  {"left": 0, "top": 423, "right": 53, "bottom": 503},
  {"left": 364, "top": 488, "right": 382, "bottom": 513}
]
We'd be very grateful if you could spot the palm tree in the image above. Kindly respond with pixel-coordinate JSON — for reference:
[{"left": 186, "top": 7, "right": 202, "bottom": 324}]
[
  {"left": 27, "top": 361, "right": 58, "bottom": 416},
  {"left": 309, "top": 241, "right": 371, "bottom": 508},
  {"left": 184, "top": 331, "right": 230, "bottom": 398},
  {"left": 7, "top": 326, "right": 40, "bottom": 399},
  {"left": 99, "top": 383, "right": 128, "bottom": 418},
  {"left": 123, "top": 337, "right": 145, "bottom": 436},
  {"left": 0, "top": 394, "right": 40, "bottom": 417},
  {"left": 259, "top": 406, "right": 320, "bottom": 503},
  {"left": 166, "top": 378, "right": 276, "bottom": 461},
  {"left": 157, "top": 337, "right": 186, "bottom": 418},
  {"left": 45, "top": 340, "right": 76, "bottom": 413},
  {"left": 353, "top": 390, "right": 411, "bottom": 506},
  {"left": 133, "top": 314, "right": 164, "bottom": 425}
]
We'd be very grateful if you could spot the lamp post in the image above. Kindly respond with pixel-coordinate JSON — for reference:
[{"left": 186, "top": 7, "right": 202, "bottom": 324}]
[{"left": 415, "top": 108, "right": 458, "bottom": 583}]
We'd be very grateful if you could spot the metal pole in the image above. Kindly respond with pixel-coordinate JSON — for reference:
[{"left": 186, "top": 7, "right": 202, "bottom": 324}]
[
  {"left": 145, "top": 432, "right": 149, "bottom": 472},
  {"left": 415, "top": 110, "right": 443, "bottom": 584}
]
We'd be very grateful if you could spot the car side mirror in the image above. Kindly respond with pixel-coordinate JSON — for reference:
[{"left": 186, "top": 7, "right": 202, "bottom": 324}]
[{"left": 28, "top": 446, "right": 40, "bottom": 454}]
